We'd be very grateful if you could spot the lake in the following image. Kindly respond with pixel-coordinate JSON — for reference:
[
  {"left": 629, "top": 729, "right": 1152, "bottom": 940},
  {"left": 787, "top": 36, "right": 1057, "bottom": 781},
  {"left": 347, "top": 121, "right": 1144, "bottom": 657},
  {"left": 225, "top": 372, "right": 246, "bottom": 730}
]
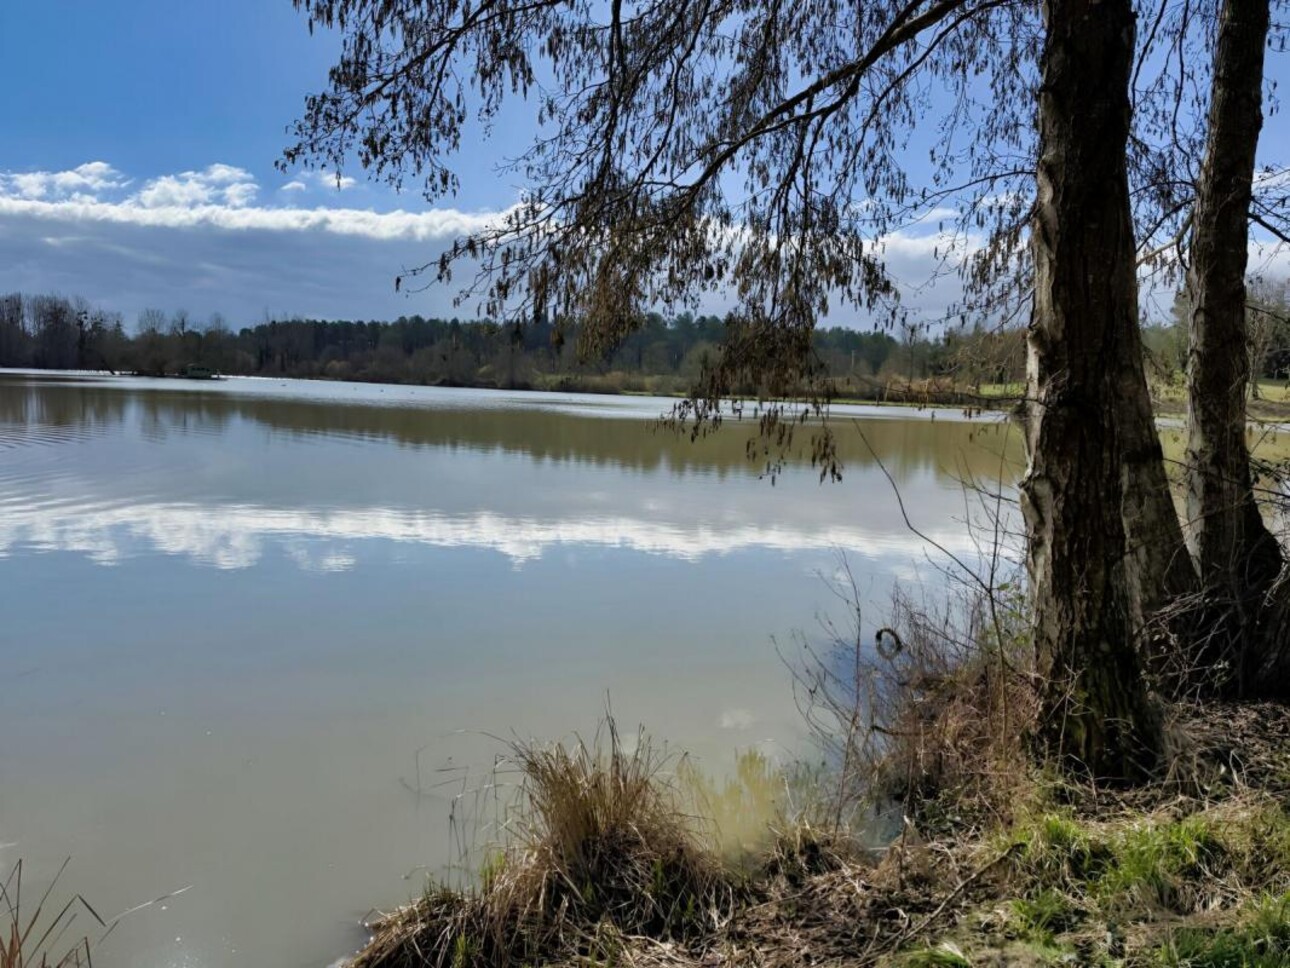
[{"left": 0, "top": 371, "right": 1022, "bottom": 967}]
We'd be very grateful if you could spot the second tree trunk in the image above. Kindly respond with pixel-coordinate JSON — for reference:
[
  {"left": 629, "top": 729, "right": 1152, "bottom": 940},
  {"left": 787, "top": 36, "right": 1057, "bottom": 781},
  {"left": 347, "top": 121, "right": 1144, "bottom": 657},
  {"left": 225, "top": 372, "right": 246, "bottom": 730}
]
[{"left": 1023, "top": 0, "right": 1163, "bottom": 781}]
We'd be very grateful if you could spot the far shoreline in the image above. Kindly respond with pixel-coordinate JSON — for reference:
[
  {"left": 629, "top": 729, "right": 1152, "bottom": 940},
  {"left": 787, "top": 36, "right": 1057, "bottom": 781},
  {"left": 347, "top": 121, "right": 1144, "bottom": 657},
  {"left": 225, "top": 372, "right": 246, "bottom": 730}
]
[
  {"left": 0, "top": 364, "right": 1020, "bottom": 417},
  {"left": 16, "top": 366, "right": 1290, "bottom": 433}
]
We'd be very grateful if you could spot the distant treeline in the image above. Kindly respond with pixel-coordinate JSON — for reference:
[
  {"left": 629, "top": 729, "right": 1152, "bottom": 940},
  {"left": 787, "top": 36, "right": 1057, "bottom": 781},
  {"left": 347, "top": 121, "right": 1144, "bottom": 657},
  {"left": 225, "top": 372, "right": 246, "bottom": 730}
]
[{"left": 0, "top": 291, "right": 1027, "bottom": 397}]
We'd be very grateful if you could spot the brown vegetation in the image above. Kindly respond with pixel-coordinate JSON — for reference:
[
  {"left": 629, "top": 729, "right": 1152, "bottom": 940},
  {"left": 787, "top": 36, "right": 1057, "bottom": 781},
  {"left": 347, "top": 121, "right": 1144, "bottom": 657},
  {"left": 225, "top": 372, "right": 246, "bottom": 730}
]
[
  {"left": 348, "top": 567, "right": 1290, "bottom": 967},
  {"left": 350, "top": 701, "right": 1290, "bottom": 967}
]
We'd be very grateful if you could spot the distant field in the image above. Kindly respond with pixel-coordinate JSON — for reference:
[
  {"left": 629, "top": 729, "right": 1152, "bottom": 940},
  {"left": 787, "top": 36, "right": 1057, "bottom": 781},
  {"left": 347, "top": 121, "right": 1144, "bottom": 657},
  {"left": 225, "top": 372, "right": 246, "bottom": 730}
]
[
  {"left": 1159, "top": 419, "right": 1290, "bottom": 464},
  {"left": 1253, "top": 379, "right": 1290, "bottom": 403},
  {"left": 1157, "top": 378, "right": 1290, "bottom": 403},
  {"left": 978, "top": 377, "right": 1290, "bottom": 462},
  {"left": 977, "top": 382, "right": 1025, "bottom": 398}
]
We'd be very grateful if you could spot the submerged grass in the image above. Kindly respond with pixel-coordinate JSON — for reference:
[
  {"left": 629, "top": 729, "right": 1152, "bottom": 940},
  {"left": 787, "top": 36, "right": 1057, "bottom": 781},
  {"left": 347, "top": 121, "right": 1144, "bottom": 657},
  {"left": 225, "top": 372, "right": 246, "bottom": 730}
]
[
  {"left": 1, "top": 858, "right": 191, "bottom": 968},
  {"left": 1, "top": 860, "right": 100, "bottom": 968}
]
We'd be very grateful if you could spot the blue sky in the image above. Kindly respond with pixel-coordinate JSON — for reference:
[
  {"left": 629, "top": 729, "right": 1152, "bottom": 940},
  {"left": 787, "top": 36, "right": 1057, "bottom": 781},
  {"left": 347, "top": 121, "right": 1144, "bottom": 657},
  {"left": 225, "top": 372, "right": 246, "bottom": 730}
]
[
  {"left": 0, "top": 2, "right": 1286, "bottom": 328},
  {"left": 0, "top": 0, "right": 542, "bottom": 324},
  {"left": 1, "top": 2, "right": 337, "bottom": 185},
  {"left": 0, "top": 0, "right": 532, "bottom": 211}
]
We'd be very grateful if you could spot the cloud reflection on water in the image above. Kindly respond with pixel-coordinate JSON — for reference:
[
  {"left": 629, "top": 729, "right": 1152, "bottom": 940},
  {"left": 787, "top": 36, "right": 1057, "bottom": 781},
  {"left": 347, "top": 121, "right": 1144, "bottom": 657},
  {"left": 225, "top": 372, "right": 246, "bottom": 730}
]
[
  {"left": 0, "top": 499, "right": 985, "bottom": 570},
  {"left": 0, "top": 372, "right": 1023, "bottom": 571}
]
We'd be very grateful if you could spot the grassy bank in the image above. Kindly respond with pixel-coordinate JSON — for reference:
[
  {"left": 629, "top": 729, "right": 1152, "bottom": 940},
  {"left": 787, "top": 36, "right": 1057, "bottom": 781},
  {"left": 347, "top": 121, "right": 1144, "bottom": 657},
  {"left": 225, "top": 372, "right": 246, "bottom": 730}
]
[{"left": 350, "top": 700, "right": 1290, "bottom": 967}]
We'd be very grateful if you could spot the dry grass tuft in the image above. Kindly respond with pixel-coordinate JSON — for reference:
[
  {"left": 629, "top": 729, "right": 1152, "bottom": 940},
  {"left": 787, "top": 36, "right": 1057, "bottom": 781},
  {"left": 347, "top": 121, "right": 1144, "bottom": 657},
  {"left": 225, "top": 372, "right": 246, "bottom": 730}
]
[
  {"left": 354, "top": 721, "right": 735, "bottom": 968},
  {"left": 867, "top": 587, "right": 1038, "bottom": 835}
]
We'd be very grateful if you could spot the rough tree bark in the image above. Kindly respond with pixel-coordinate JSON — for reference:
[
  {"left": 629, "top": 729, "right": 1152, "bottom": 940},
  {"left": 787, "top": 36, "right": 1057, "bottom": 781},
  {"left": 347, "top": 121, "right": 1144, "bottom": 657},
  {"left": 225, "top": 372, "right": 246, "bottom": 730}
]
[
  {"left": 1022, "top": 0, "right": 1163, "bottom": 781},
  {"left": 1119, "top": 329, "right": 1196, "bottom": 629},
  {"left": 1184, "top": 0, "right": 1284, "bottom": 695}
]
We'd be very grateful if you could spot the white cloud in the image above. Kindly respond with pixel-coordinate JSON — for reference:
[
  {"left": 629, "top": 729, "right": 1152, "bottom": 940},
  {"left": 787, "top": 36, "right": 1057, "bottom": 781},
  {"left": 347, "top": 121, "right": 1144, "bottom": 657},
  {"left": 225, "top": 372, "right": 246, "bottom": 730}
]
[
  {"left": 134, "top": 176, "right": 213, "bottom": 208},
  {"left": 223, "top": 181, "right": 259, "bottom": 207},
  {"left": 132, "top": 164, "right": 259, "bottom": 209},
  {"left": 0, "top": 161, "right": 508, "bottom": 243},
  {"left": 9, "top": 173, "right": 51, "bottom": 199},
  {"left": 0, "top": 161, "right": 129, "bottom": 201},
  {"left": 0, "top": 153, "right": 491, "bottom": 320},
  {"left": 202, "top": 163, "right": 253, "bottom": 184},
  {"left": 56, "top": 161, "right": 128, "bottom": 193},
  {"left": 0, "top": 193, "right": 508, "bottom": 242},
  {"left": 307, "top": 169, "right": 358, "bottom": 192},
  {"left": 3, "top": 159, "right": 1280, "bottom": 329},
  {"left": 1253, "top": 166, "right": 1289, "bottom": 192},
  {"left": 275, "top": 171, "right": 357, "bottom": 194}
]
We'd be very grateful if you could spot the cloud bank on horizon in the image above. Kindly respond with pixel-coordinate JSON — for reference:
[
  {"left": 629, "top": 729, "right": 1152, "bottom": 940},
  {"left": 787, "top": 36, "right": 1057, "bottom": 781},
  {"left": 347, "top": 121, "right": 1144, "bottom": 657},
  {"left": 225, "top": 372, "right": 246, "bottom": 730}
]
[
  {"left": 0, "top": 160, "right": 519, "bottom": 325},
  {"left": 0, "top": 162, "right": 500, "bottom": 239},
  {"left": 0, "top": 158, "right": 989, "bottom": 329},
  {"left": 0, "top": 160, "right": 1284, "bottom": 330}
]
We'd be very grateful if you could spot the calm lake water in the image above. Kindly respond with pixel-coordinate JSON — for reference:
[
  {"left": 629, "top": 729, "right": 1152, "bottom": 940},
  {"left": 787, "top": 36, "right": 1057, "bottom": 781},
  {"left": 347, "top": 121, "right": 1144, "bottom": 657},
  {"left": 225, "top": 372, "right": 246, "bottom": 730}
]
[{"left": 0, "top": 370, "right": 1022, "bottom": 967}]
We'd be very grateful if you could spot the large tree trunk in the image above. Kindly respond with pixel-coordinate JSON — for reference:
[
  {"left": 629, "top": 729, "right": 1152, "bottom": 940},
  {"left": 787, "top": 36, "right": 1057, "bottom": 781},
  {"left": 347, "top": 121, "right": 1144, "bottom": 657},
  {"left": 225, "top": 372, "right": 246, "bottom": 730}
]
[
  {"left": 1184, "top": 0, "right": 1283, "bottom": 696},
  {"left": 1022, "top": 0, "right": 1163, "bottom": 782},
  {"left": 1119, "top": 326, "right": 1196, "bottom": 628}
]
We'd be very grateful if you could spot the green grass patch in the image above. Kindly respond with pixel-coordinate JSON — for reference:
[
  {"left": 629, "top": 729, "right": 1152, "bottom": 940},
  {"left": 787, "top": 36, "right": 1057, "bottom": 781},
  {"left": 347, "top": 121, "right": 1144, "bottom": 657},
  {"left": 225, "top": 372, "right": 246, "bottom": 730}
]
[
  {"left": 1096, "top": 815, "right": 1226, "bottom": 912},
  {"left": 903, "top": 941, "right": 973, "bottom": 966},
  {"left": 1151, "top": 893, "right": 1290, "bottom": 967},
  {"left": 1006, "top": 810, "right": 1108, "bottom": 884},
  {"left": 977, "top": 382, "right": 1025, "bottom": 398},
  {"left": 999, "top": 798, "right": 1290, "bottom": 927},
  {"left": 1254, "top": 380, "right": 1290, "bottom": 404},
  {"left": 1010, "top": 888, "right": 1081, "bottom": 940}
]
